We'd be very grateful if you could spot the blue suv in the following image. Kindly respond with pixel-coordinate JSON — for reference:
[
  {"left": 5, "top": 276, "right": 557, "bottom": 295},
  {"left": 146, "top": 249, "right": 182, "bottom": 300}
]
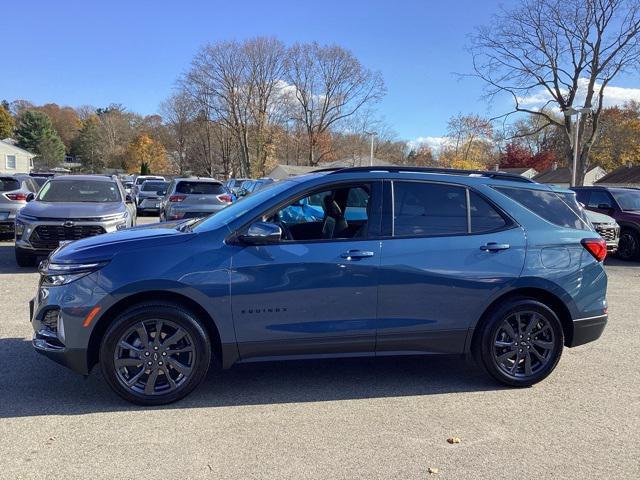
[{"left": 30, "top": 167, "right": 609, "bottom": 405}]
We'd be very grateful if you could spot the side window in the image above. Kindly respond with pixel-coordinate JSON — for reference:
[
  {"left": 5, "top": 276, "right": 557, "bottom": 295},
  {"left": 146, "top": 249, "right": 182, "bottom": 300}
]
[
  {"left": 393, "top": 182, "right": 467, "bottom": 237},
  {"left": 494, "top": 186, "right": 588, "bottom": 230},
  {"left": 469, "top": 191, "right": 507, "bottom": 233},
  {"left": 273, "top": 184, "right": 371, "bottom": 241},
  {"left": 587, "top": 191, "right": 613, "bottom": 209}
]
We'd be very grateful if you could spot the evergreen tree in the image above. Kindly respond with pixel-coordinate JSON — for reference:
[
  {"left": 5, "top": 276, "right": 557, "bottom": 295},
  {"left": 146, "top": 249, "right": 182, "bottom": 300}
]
[{"left": 15, "top": 110, "right": 65, "bottom": 167}]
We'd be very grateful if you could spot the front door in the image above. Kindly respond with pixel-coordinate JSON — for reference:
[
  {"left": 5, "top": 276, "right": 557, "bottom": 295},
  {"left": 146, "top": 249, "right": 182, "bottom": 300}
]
[{"left": 230, "top": 181, "right": 382, "bottom": 360}]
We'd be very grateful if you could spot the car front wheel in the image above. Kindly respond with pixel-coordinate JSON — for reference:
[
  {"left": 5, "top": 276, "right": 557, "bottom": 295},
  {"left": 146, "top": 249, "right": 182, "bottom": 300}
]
[
  {"left": 474, "top": 298, "right": 564, "bottom": 387},
  {"left": 100, "top": 303, "right": 211, "bottom": 405},
  {"left": 617, "top": 228, "right": 639, "bottom": 261}
]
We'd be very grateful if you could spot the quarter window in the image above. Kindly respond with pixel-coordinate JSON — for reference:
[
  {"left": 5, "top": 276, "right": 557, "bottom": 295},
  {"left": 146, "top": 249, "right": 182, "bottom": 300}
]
[
  {"left": 495, "top": 186, "right": 588, "bottom": 230},
  {"left": 393, "top": 182, "right": 467, "bottom": 236}
]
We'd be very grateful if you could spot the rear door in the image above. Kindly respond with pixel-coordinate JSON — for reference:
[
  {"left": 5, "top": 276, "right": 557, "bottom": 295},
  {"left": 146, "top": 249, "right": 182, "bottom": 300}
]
[{"left": 376, "top": 180, "right": 526, "bottom": 354}]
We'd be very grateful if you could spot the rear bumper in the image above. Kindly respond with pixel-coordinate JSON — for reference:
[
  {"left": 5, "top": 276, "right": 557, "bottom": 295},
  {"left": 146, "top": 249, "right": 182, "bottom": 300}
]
[
  {"left": 0, "top": 221, "right": 14, "bottom": 233},
  {"left": 568, "top": 314, "right": 608, "bottom": 347}
]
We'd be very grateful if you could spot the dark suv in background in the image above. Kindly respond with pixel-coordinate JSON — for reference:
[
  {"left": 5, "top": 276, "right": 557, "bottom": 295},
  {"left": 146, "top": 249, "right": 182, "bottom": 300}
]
[{"left": 572, "top": 187, "right": 640, "bottom": 260}]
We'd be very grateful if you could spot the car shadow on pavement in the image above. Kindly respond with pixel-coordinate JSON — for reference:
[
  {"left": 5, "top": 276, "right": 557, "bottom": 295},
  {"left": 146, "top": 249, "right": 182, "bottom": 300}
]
[
  {"left": 604, "top": 257, "right": 640, "bottom": 267},
  {"left": 0, "top": 243, "right": 39, "bottom": 274},
  {"left": 0, "top": 337, "right": 505, "bottom": 418}
]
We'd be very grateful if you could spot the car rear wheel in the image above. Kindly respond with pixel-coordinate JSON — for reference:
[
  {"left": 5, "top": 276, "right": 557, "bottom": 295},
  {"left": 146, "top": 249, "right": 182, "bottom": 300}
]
[
  {"left": 474, "top": 298, "right": 564, "bottom": 387},
  {"left": 617, "top": 228, "right": 639, "bottom": 261},
  {"left": 100, "top": 303, "right": 211, "bottom": 405},
  {"left": 15, "top": 247, "right": 37, "bottom": 267}
]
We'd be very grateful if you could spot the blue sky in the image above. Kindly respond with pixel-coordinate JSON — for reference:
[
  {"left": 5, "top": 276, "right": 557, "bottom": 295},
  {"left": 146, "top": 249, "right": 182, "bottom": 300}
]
[{"left": 2, "top": 0, "right": 639, "bottom": 145}]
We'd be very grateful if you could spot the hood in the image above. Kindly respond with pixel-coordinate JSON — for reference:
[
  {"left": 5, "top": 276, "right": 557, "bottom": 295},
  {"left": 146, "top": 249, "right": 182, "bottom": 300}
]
[
  {"left": 585, "top": 209, "right": 616, "bottom": 224},
  {"left": 22, "top": 201, "right": 125, "bottom": 219},
  {"left": 50, "top": 221, "right": 196, "bottom": 264}
]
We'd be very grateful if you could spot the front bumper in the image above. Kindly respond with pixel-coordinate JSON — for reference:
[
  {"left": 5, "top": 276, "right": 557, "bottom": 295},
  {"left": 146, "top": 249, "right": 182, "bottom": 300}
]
[
  {"left": 568, "top": 314, "right": 608, "bottom": 347},
  {"left": 16, "top": 216, "right": 128, "bottom": 253}
]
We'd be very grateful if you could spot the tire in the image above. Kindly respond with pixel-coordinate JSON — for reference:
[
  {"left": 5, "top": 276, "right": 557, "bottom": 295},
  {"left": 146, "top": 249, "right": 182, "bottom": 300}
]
[
  {"left": 15, "top": 247, "right": 37, "bottom": 267},
  {"left": 100, "top": 302, "right": 211, "bottom": 405},
  {"left": 617, "top": 228, "right": 640, "bottom": 261},
  {"left": 474, "top": 297, "right": 564, "bottom": 387}
]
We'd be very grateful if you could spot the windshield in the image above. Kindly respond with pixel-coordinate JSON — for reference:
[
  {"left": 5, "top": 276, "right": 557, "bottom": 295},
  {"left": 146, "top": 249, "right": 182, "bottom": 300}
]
[
  {"left": 37, "top": 180, "right": 121, "bottom": 203},
  {"left": 0, "top": 178, "right": 20, "bottom": 192},
  {"left": 142, "top": 181, "right": 168, "bottom": 192},
  {"left": 611, "top": 189, "right": 640, "bottom": 211},
  {"left": 192, "top": 180, "right": 292, "bottom": 232}
]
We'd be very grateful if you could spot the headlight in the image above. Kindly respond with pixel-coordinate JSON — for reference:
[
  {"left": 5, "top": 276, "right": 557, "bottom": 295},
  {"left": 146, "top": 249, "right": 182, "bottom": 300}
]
[{"left": 39, "top": 260, "right": 108, "bottom": 286}]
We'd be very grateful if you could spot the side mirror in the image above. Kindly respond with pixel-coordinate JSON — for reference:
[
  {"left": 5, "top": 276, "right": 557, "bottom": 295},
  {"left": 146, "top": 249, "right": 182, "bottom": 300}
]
[
  {"left": 157, "top": 190, "right": 167, "bottom": 196},
  {"left": 239, "top": 221, "right": 282, "bottom": 245},
  {"left": 125, "top": 194, "right": 133, "bottom": 203},
  {"left": 26, "top": 193, "right": 35, "bottom": 202}
]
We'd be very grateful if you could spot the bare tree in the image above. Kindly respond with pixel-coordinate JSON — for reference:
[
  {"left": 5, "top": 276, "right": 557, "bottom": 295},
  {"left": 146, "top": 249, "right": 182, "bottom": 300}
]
[
  {"left": 471, "top": 0, "right": 640, "bottom": 185},
  {"left": 286, "top": 42, "right": 385, "bottom": 165},
  {"left": 183, "top": 40, "right": 253, "bottom": 177},
  {"left": 160, "top": 92, "right": 196, "bottom": 174}
]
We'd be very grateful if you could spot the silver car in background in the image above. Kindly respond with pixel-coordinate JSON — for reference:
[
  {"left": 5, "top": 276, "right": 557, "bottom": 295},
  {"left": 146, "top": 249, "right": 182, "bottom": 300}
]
[
  {"left": 131, "top": 175, "right": 165, "bottom": 197},
  {"left": 14, "top": 175, "right": 135, "bottom": 266},
  {"left": 0, "top": 174, "right": 39, "bottom": 236},
  {"left": 159, "top": 177, "right": 233, "bottom": 222},
  {"left": 135, "top": 180, "right": 169, "bottom": 216}
]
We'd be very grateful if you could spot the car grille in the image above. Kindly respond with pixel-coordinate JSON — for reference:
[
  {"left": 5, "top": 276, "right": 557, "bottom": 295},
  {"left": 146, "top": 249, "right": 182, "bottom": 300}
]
[
  {"left": 30, "top": 224, "right": 106, "bottom": 250},
  {"left": 593, "top": 224, "right": 619, "bottom": 242}
]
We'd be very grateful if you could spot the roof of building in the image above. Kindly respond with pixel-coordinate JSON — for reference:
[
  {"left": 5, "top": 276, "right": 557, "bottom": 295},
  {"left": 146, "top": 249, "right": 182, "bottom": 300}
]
[
  {"left": 500, "top": 167, "right": 537, "bottom": 175},
  {"left": 595, "top": 165, "right": 640, "bottom": 185},
  {"left": 0, "top": 138, "right": 36, "bottom": 157},
  {"left": 271, "top": 164, "right": 317, "bottom": 175}
]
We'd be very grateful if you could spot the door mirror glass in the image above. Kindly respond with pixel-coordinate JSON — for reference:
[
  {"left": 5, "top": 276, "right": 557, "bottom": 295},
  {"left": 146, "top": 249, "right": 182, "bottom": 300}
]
[
  {"left": 125, "top": 194, "right": 133, "bottom": 203},
  {"left": 26, "top": 192, "right": 35, "bottom": 202},
  {"left": 240, "top": 221, "right": 282, "bottom": 245}
]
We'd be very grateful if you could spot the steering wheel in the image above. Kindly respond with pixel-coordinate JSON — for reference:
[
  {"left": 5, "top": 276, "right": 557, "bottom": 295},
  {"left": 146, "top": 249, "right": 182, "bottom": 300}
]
[{"left": 274, "top": 213, "right": 293, "bottom": 241}]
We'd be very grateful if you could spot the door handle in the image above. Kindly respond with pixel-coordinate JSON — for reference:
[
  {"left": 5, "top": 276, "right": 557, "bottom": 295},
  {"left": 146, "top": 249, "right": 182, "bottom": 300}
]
[
  {"left": 340, "top": 250, "right": 375, "bottom": 259},
  {"left": 480, "top": 242, "right": 510, "bottom": 252}
]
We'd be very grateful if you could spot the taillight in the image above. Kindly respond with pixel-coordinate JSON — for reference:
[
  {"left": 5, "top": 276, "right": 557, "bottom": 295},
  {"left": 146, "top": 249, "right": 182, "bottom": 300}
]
[
  {"left": 169, "top": 195, "right": 187, "bottom": 202},
  {"left": 582, "top": 238, "right": 607, "bottom": 262},
  {"left": 4, "top": 193, "right": 28, "bottom": 201},
  {"left": 216, "top": 194, "right": 233, "bottom": 203}
]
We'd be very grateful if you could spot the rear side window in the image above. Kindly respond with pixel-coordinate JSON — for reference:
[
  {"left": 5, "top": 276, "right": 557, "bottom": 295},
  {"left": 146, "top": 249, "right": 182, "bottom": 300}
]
[
  {"left": 393, "top": 182, "right": 467, "bottom": 236},
  {"left": 495, "top": 187, "right": 588, "bottom": 230},
  {"left": 469, "top": 191, "right": 507, "bottom": 233},
  {"left": 0, "top": 178, "right": 20, "bottom": 192},
  {"left": 175, "top": 181, "right": 225, "bottom": 195}
]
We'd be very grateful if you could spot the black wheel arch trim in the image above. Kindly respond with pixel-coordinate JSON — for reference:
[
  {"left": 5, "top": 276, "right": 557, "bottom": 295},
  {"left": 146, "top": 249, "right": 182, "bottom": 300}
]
[{"left": 86, "top": 281, "right": 239, "bottom": 373}]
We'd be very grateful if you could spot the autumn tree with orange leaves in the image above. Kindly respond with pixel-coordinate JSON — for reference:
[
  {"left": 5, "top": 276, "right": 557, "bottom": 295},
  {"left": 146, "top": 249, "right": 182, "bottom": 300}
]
[{"left": 125, "top": 133, "right": 168, "bottom": 174}]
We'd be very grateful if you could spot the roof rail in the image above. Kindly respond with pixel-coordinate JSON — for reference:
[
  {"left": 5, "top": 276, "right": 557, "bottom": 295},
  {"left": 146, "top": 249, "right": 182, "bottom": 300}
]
[{"left": 312, "top": 166, "right": 535, "bottom": 183}]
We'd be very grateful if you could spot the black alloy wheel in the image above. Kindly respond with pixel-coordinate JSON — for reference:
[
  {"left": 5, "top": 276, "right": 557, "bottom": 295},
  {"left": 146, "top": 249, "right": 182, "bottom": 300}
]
[
  {"left": 100, "top": 303, "right": 211, "bottom": 405},
  {"left": 475, "top": 297, "right": 564, "bottom": 387},
  {"left": 617, "top": 229, "right": 639, "bottom": 261}
]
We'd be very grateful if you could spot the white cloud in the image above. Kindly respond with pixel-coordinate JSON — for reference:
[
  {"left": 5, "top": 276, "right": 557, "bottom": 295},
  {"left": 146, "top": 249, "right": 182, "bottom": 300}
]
[
  {"left": 407, "top": 136, "right": 450, "bottom": 151},
  {"left": 517, "top": 78, "right": 640, "bottom": 109}
]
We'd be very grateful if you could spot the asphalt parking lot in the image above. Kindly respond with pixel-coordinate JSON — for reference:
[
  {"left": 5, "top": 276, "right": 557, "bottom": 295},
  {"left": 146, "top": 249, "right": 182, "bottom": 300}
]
[{"left": 0, "top": 216, "right": 639, "bottom": 479}]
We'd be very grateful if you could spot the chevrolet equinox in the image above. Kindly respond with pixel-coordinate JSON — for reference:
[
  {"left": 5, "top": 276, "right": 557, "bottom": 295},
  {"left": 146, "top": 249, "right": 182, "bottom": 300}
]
[{"left": 30, "top": 167, "right": 609, "bottom": 405}]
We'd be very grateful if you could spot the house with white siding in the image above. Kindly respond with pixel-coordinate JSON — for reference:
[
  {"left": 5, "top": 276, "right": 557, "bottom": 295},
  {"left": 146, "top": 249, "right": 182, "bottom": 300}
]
[{"left": 0, "top": 138, "right": 34, "bottom": 174}]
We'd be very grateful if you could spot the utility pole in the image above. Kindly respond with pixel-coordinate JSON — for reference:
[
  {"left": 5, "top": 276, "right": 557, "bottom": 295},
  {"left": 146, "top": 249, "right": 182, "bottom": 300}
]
[
  {"left": 564, "top": 107, "right": 590, "bottom": 187},
  {"left": 364, "top": 131, "right": 377, "bottom": 166}
]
